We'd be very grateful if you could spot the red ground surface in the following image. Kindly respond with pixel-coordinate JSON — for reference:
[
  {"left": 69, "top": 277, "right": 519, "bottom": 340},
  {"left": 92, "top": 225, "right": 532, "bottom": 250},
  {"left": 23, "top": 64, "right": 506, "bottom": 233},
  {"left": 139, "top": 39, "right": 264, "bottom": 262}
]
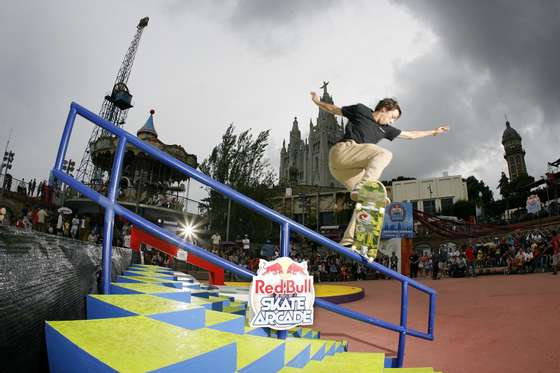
[{"left": 313, "top": 273, "right": 560, "bottom": 373}]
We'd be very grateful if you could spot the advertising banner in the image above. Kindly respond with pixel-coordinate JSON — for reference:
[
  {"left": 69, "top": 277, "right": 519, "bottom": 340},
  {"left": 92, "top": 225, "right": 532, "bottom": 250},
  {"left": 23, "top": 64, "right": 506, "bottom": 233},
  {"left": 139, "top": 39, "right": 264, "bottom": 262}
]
[
  {"left": 381, "top": 202, "right": 414, "bottom": 238},
  {"left": 249, "top": 257, "right": 315, "bottom": 330},
  {"left": 526, "top": 194, "right": 541, "bottom": 214}
]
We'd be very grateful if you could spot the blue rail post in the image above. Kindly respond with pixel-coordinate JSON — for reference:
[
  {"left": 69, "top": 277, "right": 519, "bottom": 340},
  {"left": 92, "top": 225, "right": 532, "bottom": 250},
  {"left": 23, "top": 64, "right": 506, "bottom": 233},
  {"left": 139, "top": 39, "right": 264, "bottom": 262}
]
[
  {"left": 277, "top": 222, "right": 291, "bottom": 340},
  {"left": 396, "top": 281, "right": 409, "bottom": 367},
  {"left": 101, "top": 137, "right": 127, "bottom": 294}
]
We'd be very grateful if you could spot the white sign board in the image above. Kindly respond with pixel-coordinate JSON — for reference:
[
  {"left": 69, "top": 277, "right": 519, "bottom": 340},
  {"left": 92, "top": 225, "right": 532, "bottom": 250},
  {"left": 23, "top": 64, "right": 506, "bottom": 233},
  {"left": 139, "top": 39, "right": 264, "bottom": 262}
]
[{"left": 249, "top": 257, "right": 315, "bottom": 330}]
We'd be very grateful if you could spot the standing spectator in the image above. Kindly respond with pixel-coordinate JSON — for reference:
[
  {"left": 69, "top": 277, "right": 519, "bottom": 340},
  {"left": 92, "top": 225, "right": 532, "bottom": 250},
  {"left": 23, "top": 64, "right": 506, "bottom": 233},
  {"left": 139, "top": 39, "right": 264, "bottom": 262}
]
[
  {"left": 37, "top": 208, "right": 48, "bottom": 232},
  {"left": 242, "top": 234, "right": 250, "bottom": 252},
  {"left": 409, "top": 251, "right": 419, "bottom": 278},
  {"left": 329, "top": 261, "right": 338, "bottom": 281},
  {"left": 432, "top": 250, "right": 440, "bottom": 280},
  {"left": 0, "top": 207, "right": 7, "bottom": 224},
  {"left": 211, "top": 232, "right": 221, "bottom": 251},
  {"left": 28, "top": 179, "right": 35, "bottom": 196},
  {"left": 18, "top": 178, "right": 27, "bottom": 195},
  {"left": 551, "top": 230, "right": 560, "bottom": 275},
  {"left": 390, "top": 252, "right": 399, "bottom": 272},
  {"left": 465, "top": 244, "right": 476, "bottom": 277},
  {"left": 260, "top": 240, "right": 275, "bottom": 259},
  {"left": 37, "top": 180, "right": 44, "bottom": 198},
  {"left": 439, "top": 248, "right": 448, "bottom": 278},
  {"left": 31, "top": 208, "right": 39, "bottom": 231},
  {"left": 70, "top": 215, "right": 80, "bottom": 239},
  {"left": 56, "top": 212, "right": 64, "bottom": 235}
]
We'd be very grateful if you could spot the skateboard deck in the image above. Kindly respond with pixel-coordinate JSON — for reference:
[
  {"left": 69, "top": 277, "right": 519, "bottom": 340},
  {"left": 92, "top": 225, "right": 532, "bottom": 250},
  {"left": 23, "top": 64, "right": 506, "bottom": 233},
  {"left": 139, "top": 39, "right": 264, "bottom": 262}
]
[{"left": 352, "top": 180, "right": 387, "bottom": 261}]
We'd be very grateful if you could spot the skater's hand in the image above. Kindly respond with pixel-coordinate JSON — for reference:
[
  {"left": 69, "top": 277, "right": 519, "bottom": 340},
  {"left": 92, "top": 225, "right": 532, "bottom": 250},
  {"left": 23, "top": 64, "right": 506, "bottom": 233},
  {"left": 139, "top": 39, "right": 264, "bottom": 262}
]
[
  {"left": 310, "top": 91, "right": 320, "bottom": 104},
  {"left": 433, "top": 126, "right": 449, "bottom": 135}
]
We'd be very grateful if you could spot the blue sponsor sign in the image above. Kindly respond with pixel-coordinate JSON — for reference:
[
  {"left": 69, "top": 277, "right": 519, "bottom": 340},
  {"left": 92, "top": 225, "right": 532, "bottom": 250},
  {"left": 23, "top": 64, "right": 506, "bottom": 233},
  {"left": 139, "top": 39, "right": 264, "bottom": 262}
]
[{"left": 382, "top": 202, "right": 414, "bottom": 238}]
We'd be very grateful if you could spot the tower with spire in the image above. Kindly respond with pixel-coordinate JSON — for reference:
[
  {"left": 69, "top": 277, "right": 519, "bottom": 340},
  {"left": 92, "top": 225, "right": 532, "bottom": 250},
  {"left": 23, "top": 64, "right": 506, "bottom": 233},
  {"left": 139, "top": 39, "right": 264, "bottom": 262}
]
[
  {"left": 501, "top": 119, "right": 528, "bottom": 180},
  {"left": 279, "top": 82, "right": 344, "bottom": 186}
]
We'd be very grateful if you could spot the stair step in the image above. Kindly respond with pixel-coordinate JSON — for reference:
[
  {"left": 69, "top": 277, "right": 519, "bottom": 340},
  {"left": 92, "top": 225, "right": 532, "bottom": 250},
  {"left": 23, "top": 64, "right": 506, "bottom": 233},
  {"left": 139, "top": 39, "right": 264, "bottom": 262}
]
[
  {"left": 109, "top": 283, "right": 192, "bottom": 303},
  {"left": 190, "top": 296, "right": 227, "bottom": 311},
  {"left": 222, "top": 304, "right": 247, "bottom": 316},
  {"left": 87, "top": 294, "right": 205, "bottom": 329},
  {"left": 293, "top": 338, "right": 327, "bottom": 360},
  {"left": 45, "top": 316, "right": 237, "bottom": 372},
  {"left": 323, "top": 352, "right": 385, "bottom": 366},
  {"left": 278, "top": 352, "right": 385, "bottom": 373},
  {"left": 244, "top": 325, "right": 270, "bottom": 337},
  {"left": 204, "top": 310, "right": 245, "bottom": 334},
  {"left": 116, "top": 275, "right": 184, "bottom": 289},
  {"left": 123, "top": 270, "right": 176, "bottom": 281},
  {"left": 208, "top": 295, "right": 234, "bottom": 307},
  {"left": 284, "top": 338, "right": 312, "bottom": 368},
  {"left": 207, "top": 329, "right": 286, "bottom": 373},
  {"left": 130, "top": 264, "right": 174, "bottom": 274},
  {"left": 324, "top": 340, "right": 337, "bottom": 356}
]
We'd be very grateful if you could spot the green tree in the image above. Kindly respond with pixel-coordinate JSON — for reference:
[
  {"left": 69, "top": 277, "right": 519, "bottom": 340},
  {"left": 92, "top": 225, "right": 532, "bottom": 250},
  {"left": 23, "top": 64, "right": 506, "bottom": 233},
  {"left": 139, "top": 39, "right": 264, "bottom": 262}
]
[
  {"left": 199, "top": 124, "right": 276, "bottom": 242},
  {"left": 465, "top": 176, "right": 494, "bottom": 206},
  {"left": 443, "top": 200, "right": 475, "bottom": 220},
  {"left": 507, "top": 174, "right": 535, "bottom": 209},
  {"left": 497, "top": 172, "right": 510, "bottom": 199}
]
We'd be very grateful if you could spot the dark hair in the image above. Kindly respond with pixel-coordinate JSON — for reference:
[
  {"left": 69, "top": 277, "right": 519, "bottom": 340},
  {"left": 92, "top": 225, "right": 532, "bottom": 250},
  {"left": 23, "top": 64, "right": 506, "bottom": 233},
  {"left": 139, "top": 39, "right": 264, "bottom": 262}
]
[{"left": 374, "top": 98, "right": 402, "bottom": 117}]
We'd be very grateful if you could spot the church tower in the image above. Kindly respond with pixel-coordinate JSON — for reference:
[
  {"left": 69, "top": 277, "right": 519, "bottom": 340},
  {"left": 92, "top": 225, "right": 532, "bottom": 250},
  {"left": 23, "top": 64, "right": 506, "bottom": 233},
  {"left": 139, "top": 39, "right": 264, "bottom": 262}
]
[
  {"left": 279, "top": 82, "right": 344, "bottom": 187},
  {"left": 501, "top": 119, "right": 528, "bottom": 181}
]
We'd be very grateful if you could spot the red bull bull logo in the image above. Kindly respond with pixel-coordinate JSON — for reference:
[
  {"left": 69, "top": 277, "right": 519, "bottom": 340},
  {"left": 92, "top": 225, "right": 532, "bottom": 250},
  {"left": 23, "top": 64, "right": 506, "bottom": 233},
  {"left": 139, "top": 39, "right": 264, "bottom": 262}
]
[{"left": 249, "top": 257, "right": 315, "bottom": 330}]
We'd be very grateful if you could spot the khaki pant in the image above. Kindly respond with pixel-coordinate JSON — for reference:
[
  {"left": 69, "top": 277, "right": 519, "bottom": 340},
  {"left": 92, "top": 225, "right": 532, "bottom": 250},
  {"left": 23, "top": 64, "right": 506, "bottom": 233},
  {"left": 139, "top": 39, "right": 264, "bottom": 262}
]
[{"left": 329, "top": 140, "right": 392, "bottom": 244}]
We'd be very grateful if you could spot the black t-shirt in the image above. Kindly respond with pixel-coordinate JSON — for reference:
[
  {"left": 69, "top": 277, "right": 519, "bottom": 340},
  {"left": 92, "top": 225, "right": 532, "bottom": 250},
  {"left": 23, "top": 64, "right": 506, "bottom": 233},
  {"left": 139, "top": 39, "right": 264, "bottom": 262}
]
[{"left": 341, "top": 103, "right": 401, "bottom": 144}]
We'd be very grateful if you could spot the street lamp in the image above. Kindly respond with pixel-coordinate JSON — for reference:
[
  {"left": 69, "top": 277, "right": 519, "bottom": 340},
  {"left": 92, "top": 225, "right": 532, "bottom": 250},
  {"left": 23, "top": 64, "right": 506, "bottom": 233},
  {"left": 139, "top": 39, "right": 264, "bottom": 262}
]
[
  {"left": 1, "top": 150, "right": 15, "bottom": 193},
  {"left": 61, "top": 159, "right": 76, "bottom": 199},
  {"left": 477, "top": 191, "right": 483, "bottom": 223},
  {"left": 426, "top": 185, "right": 433, "bottom": 214},
  {"left": 63, "top": 159, "right": 76, "bottom": 176}
]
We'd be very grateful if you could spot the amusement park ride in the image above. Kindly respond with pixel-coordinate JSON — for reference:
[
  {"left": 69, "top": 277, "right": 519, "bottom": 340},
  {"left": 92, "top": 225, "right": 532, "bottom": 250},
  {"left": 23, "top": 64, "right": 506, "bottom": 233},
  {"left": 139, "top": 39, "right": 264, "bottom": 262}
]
[{"left": 67, "top": 17, "right": 199, "bottom": 225}]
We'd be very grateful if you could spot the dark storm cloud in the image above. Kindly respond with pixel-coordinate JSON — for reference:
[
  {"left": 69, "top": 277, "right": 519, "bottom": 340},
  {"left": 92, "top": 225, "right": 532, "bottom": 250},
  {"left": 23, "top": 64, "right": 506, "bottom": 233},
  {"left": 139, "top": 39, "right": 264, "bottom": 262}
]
[
  {"left": 382, "top": 0, "right": 560, "bottom": 190},
  {"left": 228, "top": 0, "right": 337, "bottom": 26},
  {"left": 395, "top": 0, "right": 560, "bottom": 122},
  {"left": 166, "top": 0, "right": 338, "bottom": 53}
]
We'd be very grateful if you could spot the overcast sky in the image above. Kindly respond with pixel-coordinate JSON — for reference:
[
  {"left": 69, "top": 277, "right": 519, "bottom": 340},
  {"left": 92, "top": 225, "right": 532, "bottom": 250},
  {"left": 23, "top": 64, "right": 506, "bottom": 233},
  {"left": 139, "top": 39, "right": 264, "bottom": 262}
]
[{"left": 1, "top": 0, "right": 558, "bottom": 203}]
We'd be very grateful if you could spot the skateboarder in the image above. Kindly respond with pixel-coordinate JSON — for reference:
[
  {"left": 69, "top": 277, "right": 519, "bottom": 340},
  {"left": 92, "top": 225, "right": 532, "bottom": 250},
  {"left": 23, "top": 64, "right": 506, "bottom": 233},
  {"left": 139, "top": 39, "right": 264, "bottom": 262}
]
[{"left": 310, "top": 91, "right": 448, "bottom": 246}]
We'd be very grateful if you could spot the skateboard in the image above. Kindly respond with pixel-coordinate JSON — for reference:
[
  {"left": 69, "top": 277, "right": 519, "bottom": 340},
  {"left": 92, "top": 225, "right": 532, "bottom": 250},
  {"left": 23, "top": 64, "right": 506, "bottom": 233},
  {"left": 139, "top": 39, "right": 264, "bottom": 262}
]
[{"left": 351, "top": 180, "right": 387, "bottom": 262}]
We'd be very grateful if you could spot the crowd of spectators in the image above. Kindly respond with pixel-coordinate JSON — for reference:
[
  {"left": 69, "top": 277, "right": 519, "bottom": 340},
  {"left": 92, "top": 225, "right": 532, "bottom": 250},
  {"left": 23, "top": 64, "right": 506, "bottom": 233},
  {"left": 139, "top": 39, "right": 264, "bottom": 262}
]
[
  {"left": 3, "top": 196, "right": 559, "bottom": 282},
  {"left": 410, "top": 226, "right": 560, "bottom": 279},
  {"left": 205, "top": 236, "right": 395, "bottom": 282},
  {"left": 0, "top": 203, "right": 132, "bottom": 248}
]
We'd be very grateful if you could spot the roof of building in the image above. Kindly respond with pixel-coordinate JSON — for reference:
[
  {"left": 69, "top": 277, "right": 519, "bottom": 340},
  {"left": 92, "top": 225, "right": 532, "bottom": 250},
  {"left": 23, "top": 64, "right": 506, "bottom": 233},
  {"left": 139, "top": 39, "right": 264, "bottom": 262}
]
[
  {"left": 137, "top": 109, "right": 158, "bottom": 137},
  {"left": 501, "top": 120, "right": 521, "bottom": 143}
]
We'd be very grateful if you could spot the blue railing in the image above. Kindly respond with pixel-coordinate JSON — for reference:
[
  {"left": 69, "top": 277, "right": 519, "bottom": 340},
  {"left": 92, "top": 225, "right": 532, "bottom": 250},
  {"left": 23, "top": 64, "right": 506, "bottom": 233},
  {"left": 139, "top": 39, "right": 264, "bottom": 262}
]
[{"left": 53, "top": 102, "right": 436, "bottom": 368}]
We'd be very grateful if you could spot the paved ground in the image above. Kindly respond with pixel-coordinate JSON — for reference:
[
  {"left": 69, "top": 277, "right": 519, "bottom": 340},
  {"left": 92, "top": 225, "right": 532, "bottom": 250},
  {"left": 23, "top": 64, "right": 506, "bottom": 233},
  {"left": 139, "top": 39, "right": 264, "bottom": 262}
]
[{"left": 313, "top": 273, "right": 560, "bottom": 373}]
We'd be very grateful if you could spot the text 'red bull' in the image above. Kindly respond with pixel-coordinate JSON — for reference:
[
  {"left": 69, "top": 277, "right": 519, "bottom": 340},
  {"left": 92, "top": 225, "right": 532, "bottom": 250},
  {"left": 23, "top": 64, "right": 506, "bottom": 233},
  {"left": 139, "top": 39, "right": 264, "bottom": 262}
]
[{"left": 254, "top": 278, "right": 313, "bottom": 295}]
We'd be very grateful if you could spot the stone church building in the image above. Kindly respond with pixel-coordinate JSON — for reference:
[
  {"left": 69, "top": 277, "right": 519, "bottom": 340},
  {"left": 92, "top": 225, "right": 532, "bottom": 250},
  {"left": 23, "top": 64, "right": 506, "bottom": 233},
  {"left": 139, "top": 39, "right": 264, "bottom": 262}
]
[{"left": 279, "top": 83, "right": 344, "bottom": 187}]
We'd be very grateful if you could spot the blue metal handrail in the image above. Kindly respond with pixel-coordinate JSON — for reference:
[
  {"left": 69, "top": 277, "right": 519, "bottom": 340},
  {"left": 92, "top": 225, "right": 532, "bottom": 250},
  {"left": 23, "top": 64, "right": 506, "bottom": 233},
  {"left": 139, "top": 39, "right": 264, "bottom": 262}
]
[{"left": 53, "top": 102, "right": 436, "bottom": 368}]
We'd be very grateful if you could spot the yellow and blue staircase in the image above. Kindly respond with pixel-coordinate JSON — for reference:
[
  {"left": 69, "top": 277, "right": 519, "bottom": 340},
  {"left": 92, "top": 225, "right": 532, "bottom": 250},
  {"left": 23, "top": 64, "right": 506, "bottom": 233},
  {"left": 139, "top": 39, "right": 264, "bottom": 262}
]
[{"left": 45, "top": 264, "right": 440, "bottom": 372}]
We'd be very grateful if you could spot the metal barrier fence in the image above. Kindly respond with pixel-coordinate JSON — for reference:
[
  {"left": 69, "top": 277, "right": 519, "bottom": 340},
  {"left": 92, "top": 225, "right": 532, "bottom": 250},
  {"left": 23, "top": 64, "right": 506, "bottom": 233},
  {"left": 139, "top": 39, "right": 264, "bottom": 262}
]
[{"left": 52, "top": 102, "right": 436, "bottom": 368}]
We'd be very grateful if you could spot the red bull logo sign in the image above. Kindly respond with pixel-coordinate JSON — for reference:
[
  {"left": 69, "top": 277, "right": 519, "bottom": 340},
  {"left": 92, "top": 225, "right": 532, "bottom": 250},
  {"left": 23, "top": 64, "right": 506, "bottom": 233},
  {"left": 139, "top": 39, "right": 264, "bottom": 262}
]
[{"left": 249, "top": 257, "right": 315, "bottom": 330}]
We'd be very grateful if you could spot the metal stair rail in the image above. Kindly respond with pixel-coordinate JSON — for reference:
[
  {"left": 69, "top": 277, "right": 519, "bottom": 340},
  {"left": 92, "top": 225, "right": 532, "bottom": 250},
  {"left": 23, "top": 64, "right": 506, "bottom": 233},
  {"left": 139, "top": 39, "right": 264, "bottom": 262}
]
[{"left": 53, "top": 102, "right": 436, "bottom": 368}]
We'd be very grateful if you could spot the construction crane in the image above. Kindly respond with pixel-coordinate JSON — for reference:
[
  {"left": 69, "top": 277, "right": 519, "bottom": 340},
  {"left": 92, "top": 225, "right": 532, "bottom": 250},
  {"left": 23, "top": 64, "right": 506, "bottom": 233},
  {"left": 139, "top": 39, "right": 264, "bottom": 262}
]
[{"left": 75, "top": 17, "right": 149, "bottom": 184}]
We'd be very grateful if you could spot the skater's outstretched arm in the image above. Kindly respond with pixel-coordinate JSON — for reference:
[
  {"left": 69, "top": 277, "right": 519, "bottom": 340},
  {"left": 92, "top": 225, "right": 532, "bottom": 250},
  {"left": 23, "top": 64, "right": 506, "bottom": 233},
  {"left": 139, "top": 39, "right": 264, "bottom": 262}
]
[
  {"left": 310, "top": 92, "right": 342, "bottom": 116},
  {"left": 398, "top": 126, "right": 449, "bottom": 140}
]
